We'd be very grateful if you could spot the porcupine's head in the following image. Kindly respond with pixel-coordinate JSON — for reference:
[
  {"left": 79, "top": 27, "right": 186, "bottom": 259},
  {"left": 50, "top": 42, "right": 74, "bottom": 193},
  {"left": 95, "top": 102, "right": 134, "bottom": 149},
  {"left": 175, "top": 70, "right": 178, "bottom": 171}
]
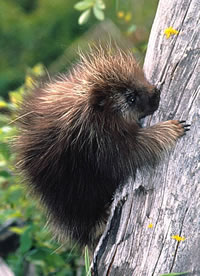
[{"left": 76, "top": 47, "right": 160, "bottom": 124}]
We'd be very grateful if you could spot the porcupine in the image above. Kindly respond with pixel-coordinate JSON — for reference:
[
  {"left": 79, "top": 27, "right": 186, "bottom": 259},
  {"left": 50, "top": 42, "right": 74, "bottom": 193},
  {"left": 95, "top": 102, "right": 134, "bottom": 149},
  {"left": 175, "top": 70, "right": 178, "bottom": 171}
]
[{"left": 15, "top": 47, "right": 190, "bottom": 248}]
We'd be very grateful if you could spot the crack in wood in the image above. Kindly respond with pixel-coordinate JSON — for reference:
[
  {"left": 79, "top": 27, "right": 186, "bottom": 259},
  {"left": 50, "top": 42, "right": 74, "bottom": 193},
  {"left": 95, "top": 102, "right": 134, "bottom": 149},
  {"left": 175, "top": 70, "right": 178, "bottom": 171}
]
[
  {"left": 170, "top": 206, "right": 189, "bottom": 272},
  {"left": 152, "top": 222, "right": 172, "bottom": 275},
  {"left": 106, "top": 246, "right": 118, "bottom": 276}
]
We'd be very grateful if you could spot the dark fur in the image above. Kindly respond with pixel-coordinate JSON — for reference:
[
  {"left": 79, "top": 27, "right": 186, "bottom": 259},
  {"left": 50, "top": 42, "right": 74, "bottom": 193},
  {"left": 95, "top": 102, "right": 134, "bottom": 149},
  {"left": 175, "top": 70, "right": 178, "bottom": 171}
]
[{"left": 15, "top": 47, "right": 188, "bottom": 247}]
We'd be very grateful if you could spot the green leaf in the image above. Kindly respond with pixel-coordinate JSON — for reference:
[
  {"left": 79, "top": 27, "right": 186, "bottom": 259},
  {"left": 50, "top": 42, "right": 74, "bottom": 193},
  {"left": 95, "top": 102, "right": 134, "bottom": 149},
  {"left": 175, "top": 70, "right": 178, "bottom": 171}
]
[
  {"left": 84, "top": 246, "right": 91, "bottom": 276},
  {"left": 25, "top": 248, "right": 66, "bottom": 268},
  {"left": 26, "top": 248, "right": 47, "bottom": 262},
  {"left": 10, "top": 226, "right": 28, "bottom": 235},
  {"left": 19, "top": 227, "right": 33, "bottom": 254},
  {"left": 127, "top": 24, "right": 137, "bottom": 34},
  {"left": 74, "top": 1, "right": 93, "bottom": 11},
  {"left": 0, "top": 142, "right": 11, "bottom": 160},
  {"left": 96, "top": 0, "right": 105, "bottom": 10},
  {"left": 78, "top": 9, "right": 91, "bottom": 25},
  {"left": 0, "top": 170, "right": 11, "bottom": 178},
  {"left": 93, "top": 5, "right": 104, "bottom": 20},
  {"left": 45, "top": 253, "right": 65, "bottom": 266}
]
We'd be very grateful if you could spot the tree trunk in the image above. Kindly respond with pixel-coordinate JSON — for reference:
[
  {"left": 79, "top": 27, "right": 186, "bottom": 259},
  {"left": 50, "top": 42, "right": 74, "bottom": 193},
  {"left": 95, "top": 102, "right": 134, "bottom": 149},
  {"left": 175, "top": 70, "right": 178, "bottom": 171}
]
[{"left": 92, "top": 0, "right": 200, "bottom": 275}]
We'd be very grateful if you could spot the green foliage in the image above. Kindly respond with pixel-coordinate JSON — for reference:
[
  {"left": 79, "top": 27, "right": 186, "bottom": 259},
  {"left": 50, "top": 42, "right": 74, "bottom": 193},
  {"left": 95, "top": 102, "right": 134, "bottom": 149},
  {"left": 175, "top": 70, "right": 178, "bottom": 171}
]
[
  {"left": 0, "top": 66, "right": 85, "bottom": 275},
  {"left": 78, "top": 9, "right": 92, "bottom": 25},
  {"left": 84, "top": 246, "right": 91, "bottom": 276},
  {"left": 0, "top": 0, "right": 89, "bottom": 97},
  {"left": 75, "top": 0, "right": 105, "bottom": 25}
]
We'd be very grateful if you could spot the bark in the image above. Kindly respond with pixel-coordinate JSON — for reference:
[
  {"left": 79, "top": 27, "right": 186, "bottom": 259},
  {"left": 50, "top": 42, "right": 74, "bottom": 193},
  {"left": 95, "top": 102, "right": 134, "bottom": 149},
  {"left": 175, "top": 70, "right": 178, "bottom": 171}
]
[
  {"left": 0, "top": 258, "right": 14, "bottom": 276},
  {"left": 92, "top": 0, "right": 200, "bottom": 275}
]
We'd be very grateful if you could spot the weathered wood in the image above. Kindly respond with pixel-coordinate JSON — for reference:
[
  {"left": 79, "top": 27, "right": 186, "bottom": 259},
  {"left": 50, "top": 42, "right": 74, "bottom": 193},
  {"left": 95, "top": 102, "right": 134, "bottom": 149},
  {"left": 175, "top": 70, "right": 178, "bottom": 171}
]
[
  {"left": 93, "top": 0, "right": 200, "bottom": 275},
  {"left": 0, "top": 258, "right": 14, "bottom": 276}
]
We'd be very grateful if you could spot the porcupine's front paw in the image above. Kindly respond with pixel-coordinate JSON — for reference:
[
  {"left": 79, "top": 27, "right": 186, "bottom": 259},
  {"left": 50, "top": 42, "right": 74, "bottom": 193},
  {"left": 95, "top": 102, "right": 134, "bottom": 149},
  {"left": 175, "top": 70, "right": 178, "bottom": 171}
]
[{"left": 164, "top": 120, "right": 190, "bottom": 139}]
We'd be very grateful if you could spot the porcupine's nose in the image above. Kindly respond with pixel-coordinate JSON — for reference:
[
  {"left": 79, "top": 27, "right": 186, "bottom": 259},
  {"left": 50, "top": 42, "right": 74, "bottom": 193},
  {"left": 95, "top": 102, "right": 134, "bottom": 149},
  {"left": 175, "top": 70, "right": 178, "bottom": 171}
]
[{"left": 149, "top": 88, "right": 160, "bottom": 112}]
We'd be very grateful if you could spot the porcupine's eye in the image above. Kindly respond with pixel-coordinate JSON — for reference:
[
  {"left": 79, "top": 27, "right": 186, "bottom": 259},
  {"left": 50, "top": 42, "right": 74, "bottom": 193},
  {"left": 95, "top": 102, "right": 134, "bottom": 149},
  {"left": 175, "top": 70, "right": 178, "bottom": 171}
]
[{"left": 126, "top": 94, "right": 136, "bottom": 106}]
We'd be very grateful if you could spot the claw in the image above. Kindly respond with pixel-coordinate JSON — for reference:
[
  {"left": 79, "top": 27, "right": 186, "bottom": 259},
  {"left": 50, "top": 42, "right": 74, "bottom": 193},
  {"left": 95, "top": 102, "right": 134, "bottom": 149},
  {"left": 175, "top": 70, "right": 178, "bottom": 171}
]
[
  {"left": 177, "top": 120, "right": 191, "bottom": 135},
  {"left": 184, "top": 128, "right": 190, "bottom": 132}
]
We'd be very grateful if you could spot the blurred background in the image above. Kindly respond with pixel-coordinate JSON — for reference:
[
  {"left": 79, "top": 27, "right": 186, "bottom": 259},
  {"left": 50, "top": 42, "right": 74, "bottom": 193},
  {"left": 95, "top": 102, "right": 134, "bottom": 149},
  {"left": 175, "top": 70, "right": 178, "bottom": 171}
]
[{"left": 0, "top": 0, "right": 158, "bottom": 275}]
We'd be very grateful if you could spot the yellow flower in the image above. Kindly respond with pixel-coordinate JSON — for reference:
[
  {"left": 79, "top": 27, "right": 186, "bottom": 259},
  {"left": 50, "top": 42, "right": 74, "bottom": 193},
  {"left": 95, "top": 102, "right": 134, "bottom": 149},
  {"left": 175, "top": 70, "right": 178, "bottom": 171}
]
[
  {"left": 0, "top": 101, "right": 7, "bottom": 108},
  {"left": 171, "top": 235, "right": 186, "bottom": 242},
  {"left": 124, "top": 12, "right": 132, "bottom": 22},
  {"left": 33, "top": 64, "right": 43, "bottom": 75},
  {"left": 117, "top": 11, "right": 124, "bottom": 18},
  {"left": 25, "top": 76, "right": 35, "bottom": 88},
  {"left": 164, "top": 27, "right": 179, "bottom": 39},
  {"left": 10, "top": 94, "right": 17, "bottom": 104},
  {"left": 148, "top": 223, "right": 153, "bottom": 228}
]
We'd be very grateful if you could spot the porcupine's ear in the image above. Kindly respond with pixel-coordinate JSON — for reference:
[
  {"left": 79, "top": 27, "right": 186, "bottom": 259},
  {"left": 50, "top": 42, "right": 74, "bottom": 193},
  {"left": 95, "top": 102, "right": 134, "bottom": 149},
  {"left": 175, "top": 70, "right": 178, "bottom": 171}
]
[{"left": 88, "top": 89, "right": 109, "bottom": 111}]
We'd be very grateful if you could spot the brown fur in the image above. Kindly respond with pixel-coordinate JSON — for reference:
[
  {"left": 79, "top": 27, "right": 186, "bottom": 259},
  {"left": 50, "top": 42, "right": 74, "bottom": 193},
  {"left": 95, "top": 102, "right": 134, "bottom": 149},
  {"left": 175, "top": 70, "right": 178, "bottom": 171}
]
[{"left": 15, "top": 47, "right": 189, "bottom": 247}]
